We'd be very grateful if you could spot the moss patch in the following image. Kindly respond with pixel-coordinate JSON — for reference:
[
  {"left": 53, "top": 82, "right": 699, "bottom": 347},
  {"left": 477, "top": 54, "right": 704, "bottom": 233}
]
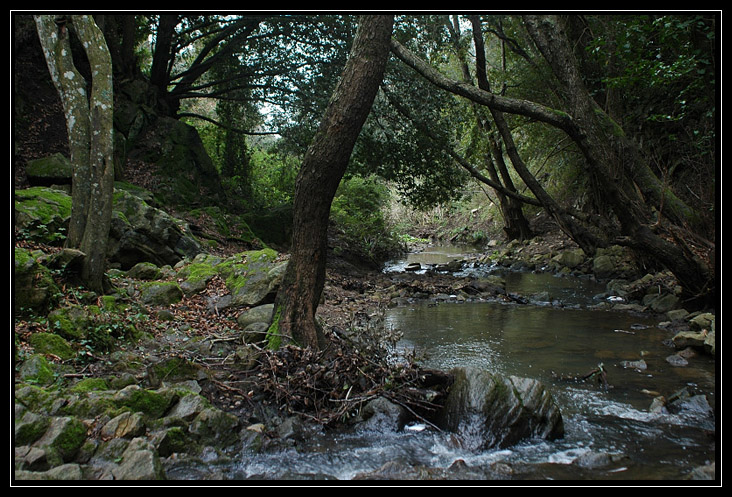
[{"left": 28, "top": 332, "right": 75, "bottom": 361}]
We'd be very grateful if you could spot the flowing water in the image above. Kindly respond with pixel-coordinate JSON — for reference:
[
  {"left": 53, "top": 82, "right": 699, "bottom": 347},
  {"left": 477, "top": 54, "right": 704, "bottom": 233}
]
[{"left": 205, "top": 245, "right": 716, "bottom": 481}]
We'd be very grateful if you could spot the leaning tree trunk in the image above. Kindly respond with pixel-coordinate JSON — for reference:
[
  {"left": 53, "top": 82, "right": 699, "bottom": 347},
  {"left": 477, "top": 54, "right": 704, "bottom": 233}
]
[
  {"left": 522, "top": 15, "right": 713, "bottom": 305},
  {"left": 35, "top": 15, "right": 115, "bottom": 294},
  {"left": 269, "top": 15, "right": 394, "bottom": 350}
]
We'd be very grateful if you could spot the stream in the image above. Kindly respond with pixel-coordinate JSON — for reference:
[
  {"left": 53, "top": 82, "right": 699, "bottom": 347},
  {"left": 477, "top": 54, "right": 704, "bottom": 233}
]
[{"left": 208, "top": 245, "right": 717, "bottom": 481}]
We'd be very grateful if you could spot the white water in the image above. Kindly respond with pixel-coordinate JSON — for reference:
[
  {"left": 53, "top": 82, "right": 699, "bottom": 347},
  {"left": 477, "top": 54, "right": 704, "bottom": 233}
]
[{"left": 189, "top": 249, "right": 716, "bottom": 481}]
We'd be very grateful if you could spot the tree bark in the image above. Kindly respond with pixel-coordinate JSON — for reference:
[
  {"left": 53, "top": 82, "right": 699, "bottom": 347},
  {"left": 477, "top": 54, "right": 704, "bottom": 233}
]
[
  {"left": 35, "top": 15, "right": 115, "bottom": 294},
  {"left": 271, "top": 15, "right": 394, "bottom": 350}
]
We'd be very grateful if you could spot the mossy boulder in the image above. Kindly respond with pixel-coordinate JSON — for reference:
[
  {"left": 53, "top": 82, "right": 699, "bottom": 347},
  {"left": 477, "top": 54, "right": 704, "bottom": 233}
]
[
  {"left": 592, "top": 245, "right": 638, "bottom": 280},
  {"left": 47, "top": 306, "right": 90, "bottom": 341},
  {"left": 109, "top": 189, "right": 203, "bottom": 270},
  {"left": 139, "top": 281, "right": 183, "bottom": 306},
  {"left": 126, "top": 262, "right": 162, "bottom": 280},
  {"left": 70, "top": 378, "right": 110, "bottom": 394},
  {"left": 33, "top": 416, "right": 88, "bottom": 464},
  {"left": 177, "top": 260, "right": 218, "bottom": 296},
  {"left": 552, "top": 248, "right": 586, "bottom": 270},
  {"left": 28, "top": 332, "right": 75, "bottom": 361},
  {"left": 113, "top": 385, "right": 177, "bottom": 419},
  {"left": 217, "top": 249, "right": 287, "bottom": 306},
  {"left": 125, "top": 115, "right": 225, "bottom": 209},
  {"left": 18, "top": 355, "right": 57, "bottom": 386},
  {"left": 25, "top": 153, "right": 74, "bottom": 186},
  {"left": 14, "top": 187, "right": 72, "bottom": 245}
]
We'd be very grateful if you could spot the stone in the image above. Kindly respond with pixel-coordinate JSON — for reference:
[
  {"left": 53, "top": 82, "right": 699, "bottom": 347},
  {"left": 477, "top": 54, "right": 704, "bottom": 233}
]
[
  {"left": 237, "top": 304, "right": 275, "bottom": 329},
  {"left": 112, "top": 437, "right": 165, "bottom": 480},
  {"left": 32, "top": 416, "right": 88, "bottom": 463},
  {"left": 437, "top": 367, "right": 564, "bottom": 450},
  {"left": 165, "top": 393, "right": 209, "bottom": 422},
  {"left": 14, "top": 247, "right": 60, "bottom": 314},
  {"left": 552, "top": 248, "right": 585, "bottom": 269},
  {"left": 689, "top": 312, "right": 715, "bottom": 331},
  {"left": 14, "top": 187, "right": 72, "bottom": 245},
  {"left": 139, "top": 281, "right": 183, "bottom": 306},
  {"left": 672, "top": 331, "right": 708, "bottom": 350},
  {"left": 357, "top": 397, "right": 407, "bottom": 432},
  {"left": 189, "top": 408, "right": 240, "bottom": 447},
  {"left": 101, "top": 412, "right": 146, "bottom": 439},
  {"left": 126, "top": 262, "right": 162, "bottom": 280},
  {"left": 25, "top": 153, "right": 73, "bottom": 186},
  {"left": 108, "top": 188, "right": 203, "bottom": 270}
]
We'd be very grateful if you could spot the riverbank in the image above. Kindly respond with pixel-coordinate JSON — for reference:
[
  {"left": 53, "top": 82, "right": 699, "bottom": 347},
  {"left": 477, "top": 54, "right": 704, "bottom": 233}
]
[{"left": 13, "top": 221, "right": 716, "bottom": 481}]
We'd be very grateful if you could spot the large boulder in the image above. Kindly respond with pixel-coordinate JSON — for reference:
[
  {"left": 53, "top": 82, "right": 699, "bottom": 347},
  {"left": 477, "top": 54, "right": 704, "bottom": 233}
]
[
  {"left": 436, "top": 367, "right": 564, "bottom": 450},
  {"left": 216, "top": 249, "right": 287, "bottom": 307},
  {"left": 108, "top": 188, "right": 203, "bottom": 269},
  {"left": 14, "top": 185, "right": 203, "bottom": 270}
]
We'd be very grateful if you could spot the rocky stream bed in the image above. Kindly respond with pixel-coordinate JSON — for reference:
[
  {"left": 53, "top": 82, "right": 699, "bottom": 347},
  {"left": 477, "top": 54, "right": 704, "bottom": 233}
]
[{"left": 13, "top": 185, "right": 717, "bottom": 483}]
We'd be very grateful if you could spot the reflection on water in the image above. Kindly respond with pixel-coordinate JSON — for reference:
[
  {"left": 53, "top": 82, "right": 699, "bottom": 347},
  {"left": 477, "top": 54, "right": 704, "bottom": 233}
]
[
  {"left": 224, "top": 267, "right": 715, "bottom": 481},
  {"left": 383, "top": 295, "right": 715, "bottom": 480}
]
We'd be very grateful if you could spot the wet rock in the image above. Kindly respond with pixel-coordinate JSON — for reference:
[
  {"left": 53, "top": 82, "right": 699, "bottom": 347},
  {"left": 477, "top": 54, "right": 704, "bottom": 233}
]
[
  {"left": 436, "top": 367, "right": 563, "bottom": 450},
  {"left": 356, "top": 397, "right": 408, "bottom": 432},
  {"left": 620, "top": 359, "right": 647, "bottom": 371},
  {"left": 672, "top": 330, "right": 708, "bottom": 350},
  {"left": 665, "top": 354, "right": 689, "bottom": 367}
]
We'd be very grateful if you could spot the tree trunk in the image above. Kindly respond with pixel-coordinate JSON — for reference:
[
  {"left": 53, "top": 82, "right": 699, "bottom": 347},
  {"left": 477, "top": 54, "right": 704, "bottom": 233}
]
[
  {"left": 522, "top": 15, "right": 713, "bottom": 304},
  {"left": 270, "top": 15, "right": 394, "bottom": 350},
  {"left": 35, "top": 15, "right": 115, "bottom": 294}
]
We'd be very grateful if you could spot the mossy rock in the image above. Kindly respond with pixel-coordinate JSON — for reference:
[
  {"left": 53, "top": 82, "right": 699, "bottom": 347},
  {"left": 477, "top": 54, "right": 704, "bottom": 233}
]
[
  {"left": 216, "top": 249, "right": 286, "bottom": 306},
  {"left": 18, "top": 355, "right": 57, "bottom": 386},
  {"left": 34, "top": 416, "right": 88, "bottom": 464},
  {"left": 70, "top": 377, "right": 110, "bottom": 393},
  {"left": 28, "top": 333, "right": 75, "bottom": 361},
  {"left": 25, "top": 153, "right": 74, "bottom": 186},
  {"left": 126, "top": 262, "right": 162, "bottom": 280},
  {"left": 148, "top": 357, "right": 203, "bottom": 386},
  {"left": 15, "top": 411, "right": 52, "bottom": 445},
  {"left": 14, "top": 247, "right": 61, "bottom": 315},
  {"left": 14, "top": 187, "right": 72, "bottom": 245},
  {"left": 47, "top": 306, "right": 90, "bottom": 341},
  {"left": 177, "top": 262, "right": 218, "bottom": 295},
  {"left": 15, "top": 385, "right": 57, "bottom": 414},
  {"left": 113, "top": 385, "right": 177, "bottom": 419},
  {"left": 139, "top": 281, "right": 183, "bottom": 306}
]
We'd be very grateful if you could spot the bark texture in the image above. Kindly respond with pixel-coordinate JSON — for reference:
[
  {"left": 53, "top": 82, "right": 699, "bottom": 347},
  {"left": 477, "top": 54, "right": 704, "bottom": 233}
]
[{"left": 35, "top": 15, "right": 115, "bottom": 293}]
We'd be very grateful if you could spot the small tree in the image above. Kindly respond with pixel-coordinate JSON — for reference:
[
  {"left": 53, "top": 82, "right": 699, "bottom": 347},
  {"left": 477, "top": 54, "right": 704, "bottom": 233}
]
[{"left": 34, "top": 15, "right": 115, "bottom": 293}]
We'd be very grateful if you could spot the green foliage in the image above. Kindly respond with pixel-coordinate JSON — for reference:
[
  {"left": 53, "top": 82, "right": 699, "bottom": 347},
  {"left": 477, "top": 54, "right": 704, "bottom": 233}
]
[
  {"left": 330, "top": 175, "right": 402, "bottom": 264},
  {"left": 584, "top": 15, "right": 715, "bottom": 162},
  {"left": 248, "top": 148, "right": 299, "bottom": 209}
]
